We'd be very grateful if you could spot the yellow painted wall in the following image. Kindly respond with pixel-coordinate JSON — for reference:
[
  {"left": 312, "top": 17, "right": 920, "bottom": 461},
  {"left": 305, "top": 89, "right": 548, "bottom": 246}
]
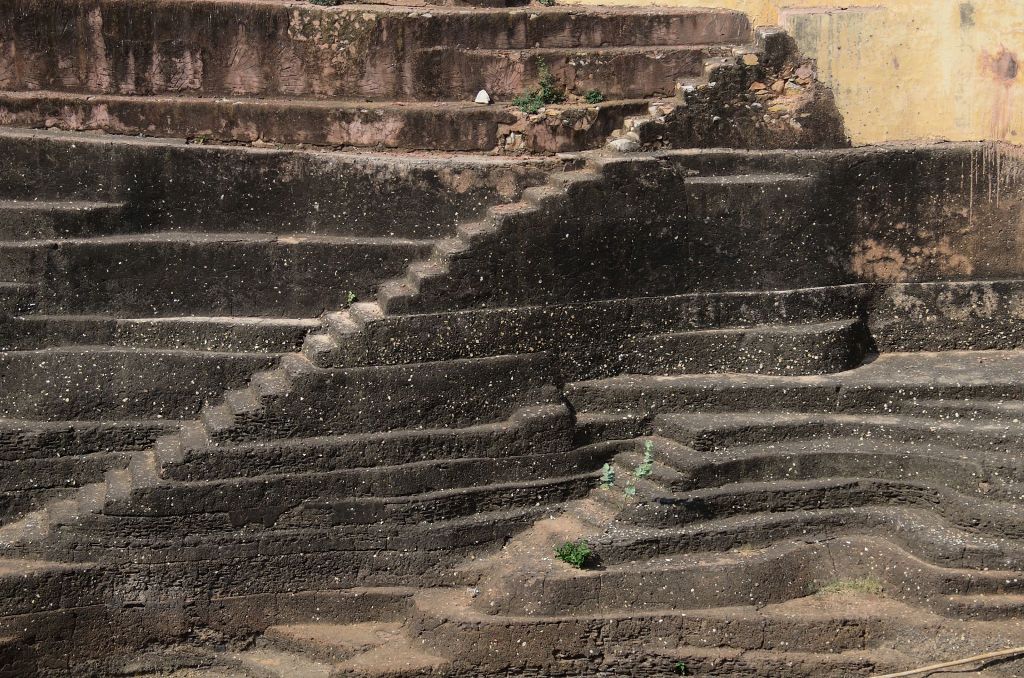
[{"left": 568, "top": 0, "right": 1024, "bottom": 145}]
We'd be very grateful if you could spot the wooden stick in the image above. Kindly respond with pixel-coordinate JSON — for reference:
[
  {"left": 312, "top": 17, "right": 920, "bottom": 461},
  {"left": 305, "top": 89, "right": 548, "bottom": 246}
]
[{"left": 873, "top": 646, "right": 1024, "bottom": 678}]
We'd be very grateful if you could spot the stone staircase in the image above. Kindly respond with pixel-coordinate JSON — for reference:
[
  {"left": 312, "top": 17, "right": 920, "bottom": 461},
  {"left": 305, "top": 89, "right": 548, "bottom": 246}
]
[
  {"left": 3, "top": 1, "right": 1024, "bottom": 676},
  {"left": 0, "top": 0, "right": 756, "bottom": 152},
  {"left": 365, "top": 348, "right": 1024, "bottom": 677},
  {"left": 0, "top": 122, "right": 560, "bottom": 534}
]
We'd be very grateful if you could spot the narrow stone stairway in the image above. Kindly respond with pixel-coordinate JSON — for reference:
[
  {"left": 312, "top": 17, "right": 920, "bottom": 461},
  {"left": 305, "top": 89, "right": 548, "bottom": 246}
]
[{"left": 0, "top": 124, "right": 563, "bottom": 573}]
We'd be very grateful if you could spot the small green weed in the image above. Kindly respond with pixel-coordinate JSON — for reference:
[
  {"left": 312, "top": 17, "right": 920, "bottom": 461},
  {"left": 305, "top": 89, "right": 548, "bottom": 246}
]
[
  {"left": 513, "top": 58, "right": 565, "bottom": 114},
  {"left": 624, "top": 440, "right": 655, "bottom": 497},
  {"left": 538, "top": 0, "right": 556, "bottom": 6},
  {"left": 583, "top": 89, "right": 605, "bottom": 104},
  {"left": 344, "top": 291, "right": 358, "bottom": 306},
  {"left": 554, "top": 539, "right": 592, "bottom": 569},
  {"left": 599, "top": 463, "right": 616, "bottom": 489},
  {"left": 817, "top": 578, "right": 884, "bottom": 596},
  {"left": 674, "top": 661, "right": 688, "bottom": 675}
]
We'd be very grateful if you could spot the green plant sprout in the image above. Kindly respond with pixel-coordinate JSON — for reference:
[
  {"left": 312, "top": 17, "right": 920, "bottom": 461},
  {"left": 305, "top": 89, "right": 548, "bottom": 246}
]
[
  {"left": 624, "top": 440, "right": 655, "bottom": 497},
  {"left": 600, "top": 463, "right": 616, "bottom": 489},
  {"left": 554, "top": 539, "right": 592, "bottom": 568},
  {"left": 513, "top": 58, "right": 565, "bottom": 114}
]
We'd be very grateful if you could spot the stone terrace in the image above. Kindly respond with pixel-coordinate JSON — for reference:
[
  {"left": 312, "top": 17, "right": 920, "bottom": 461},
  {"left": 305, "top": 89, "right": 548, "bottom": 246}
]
[{"left": 1, "top": 1, "right": 1024, "bottom": 677}]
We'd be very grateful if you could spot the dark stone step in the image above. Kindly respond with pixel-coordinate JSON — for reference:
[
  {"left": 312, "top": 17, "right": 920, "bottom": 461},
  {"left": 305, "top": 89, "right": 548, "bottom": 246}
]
[
  {"left": 655, "top": 411, "right": 1024, "bottom": 456},
  {"left": 168, "top": 403, "right": 573, "bottom": 481},
  {"left": 901, "top": 397, "right": 1024, "bottom": 422},
  {"left": 313, "top": 285, "right": 868, "bottom": 371},
  {"left": 261, "top": 622, "right": 404, "bottom": 666},
  {"left": 567, "top": 350, "right": 1024, "bottom": 416},
  {"left": 0, "top": 92, "right": 645, "bottom": 152},
  {"left": 54, "top": 506, "right": 557, "bottom": 596},
  {"left": 0, "top": 558, "right": 106, "bottom": 618},
  {"left": 621, "top": 475, "right": 1024, "bottom": 540},
  {"left": 652, "top": 646, "right": 905, "bottom": 678},
  {"left": 0, "top": 347, "right": 276, "bottom": 419},
  {"left": 647, "top": 434, "right": 1024, "bottom": 498},
  {"left": 203, "top": 352, "right": 558, "bottom": 443},
  {"left": 0, "top": 314, "right": 318, "bottom": 353},
  {"left": 594, "top": 504, "right": 1024, "bottom": 572},
  {"left": 411, "top": 587, "right": 918, "bottom": 669},
  {"left": 0, "top": 200, "right": 126, "bottom": 240},
  {"left": 622, "top": 318, "right": 870, "bottom": 376},
  {"left": 872, "top": 280, "right": 1024, "bottom": 352},
  {"left": 114, "top": 446, "right": 603, "bottom": 519},
  {"left": 112, "top": 470, "right": 596, "bottom": 532},
  {"left": 6, "top": 233, "right": 433, "bottom": 317},
  {"left": 0, "top": 417, "right": 176, "bottom": 462},
  {"left": 683, "top": 172, "right": 819, "bottom": 222},
  {"left": 0, "top": 127, "right": 555, "bottom": 239},
  {"left": 477, "top": 536, "right": 1024, "bottom": 617},
  {"left": 0, "top": 282, "right": 35, "bottom": 315}
]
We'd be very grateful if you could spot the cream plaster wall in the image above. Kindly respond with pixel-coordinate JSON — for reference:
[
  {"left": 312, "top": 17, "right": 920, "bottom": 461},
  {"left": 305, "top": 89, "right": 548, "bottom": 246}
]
[{"left": 568, "top": 0, "right": 1024, "bottom": 144}]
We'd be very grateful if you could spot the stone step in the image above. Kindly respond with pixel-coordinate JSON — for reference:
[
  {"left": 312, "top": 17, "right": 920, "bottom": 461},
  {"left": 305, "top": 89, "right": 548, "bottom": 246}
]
[
  {"left": 313, "top": 285, "right": 867, "bottom": 370},
  {"left": 683, "top": 172, "right": 821, "bottom": 227},
  {"left": 60, "top": 505, "right": 556, "bottom": 584},
  {"left": 574, "top": 411, "right": 649, "bottom": 444},
  {"left": 332, "top": 633, "right": 449, "bottom": 677},
  {"left": 221, "top": 628, "right": 449, "bottom": 677},
  {"left": 411, "top": 587, "right": 933, "bottom": 666},
  {"left": 0, "top": 91, "right": 649, "bottom": 153},
  {"left": 0, "top": 282, "right": 35, "bottom": 314},
  {"left": 567, "top": 350, "right": 1024, "bottom": 415},
  {"left": 167, "top": 403, "right": 573, "bottom": 481},
  {"left": 0, "top": 346, "right": 276, "bottom": 419},
  {"left": 262, "top": 622, "right": 404, "bottom": 664},
  {"left": 0, "top": 200, "right": 126, "bottom": 240},
  {"left": 619, "top": 474, "right": 1024, "bottom": 538},
  {"left": 622, "top": 318, "right": 870, "bottom": 376},
  {"left": 4, "top": 232, "right": 434, "bottom": 317},
  {"left": 902, "top": 397, "right": 1024, "bottom": 422},
  {"left": 200, "top": 352, "right": 556, "bottom": 443},
  {"left": 647, "top": 434, "right": 1024, "bottom": 498},
  {"left": 0, "top": 314, "right": 319, "bottom": 352},
  {"left": 223, "top": 647, "right": 333, "bottom": 678},
  {"left": 592, "top": 504, "right": 1024, "bottom": 572},
  {"left": 943, "top": 593, "right": 1024, "bottom": 621},
  {"left": 111, "top": 445, "right": 602, "bottom": 519},
  {"left": 106, "top": 469, "right": 597, "bottom": 528},
  {"left": 0, "top": 419, "right": 168, "bottom": 521},
  {"left": 0, "top": 452, "right": 126, "bottom": 518},
  {"left": 0, "top": 558, "right": 106, "bottom": 617},
  {"left": 0, "top": 127, "right": 557, "bottom": 239},
  {"left": 0, "top": 417, "right": 176, "bottom": 462},
  {"left": 654, "top": 411, "right": 1024, "bottom": 455},
  {"left": 653, "top": 646, "right": 907, "bottom": 678},
  {"left": 413, "top": 45, "right": 724, "bottom": 100},
  {"left": 477, "top": 536, "right": 1024, "bottom": 617},
  {"left": 872, "top": 279, "right": 1024, "bottom": 353}
]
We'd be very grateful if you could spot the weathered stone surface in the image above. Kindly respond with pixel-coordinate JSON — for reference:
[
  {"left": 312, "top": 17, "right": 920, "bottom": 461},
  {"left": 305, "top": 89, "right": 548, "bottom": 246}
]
[{"left": 2, "top": 5, "right": 1024, "bottom": 678}]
